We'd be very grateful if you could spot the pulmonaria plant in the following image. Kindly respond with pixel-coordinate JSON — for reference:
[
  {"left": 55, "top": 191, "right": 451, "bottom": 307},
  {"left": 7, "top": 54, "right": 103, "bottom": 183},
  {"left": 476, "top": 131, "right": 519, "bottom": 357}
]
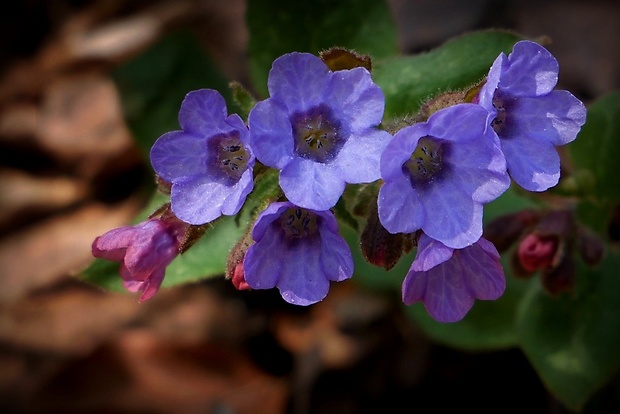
[
  {"left": 92, "top": 213, "right": 189, "bottom": 301},
  {"left": 403, "top": 233, "right": 505, "bottom": 323},
  {"left": 248, "top": 52, "right": 391, "bottom": 211},
  {"left": 89, "top": 40, "right": 588, "bottom": 324},
  {"left": 150, "top": 89, "right": 255, "bottom": 225},
  {"left": 478, "top": 40, "right": 587, "bottom": 191},
  {"left": 378, "top": 103, "right": 510, "bottom": 249},
  {"left": 243, "top": 201, "right": 354, "bottom": 305}
]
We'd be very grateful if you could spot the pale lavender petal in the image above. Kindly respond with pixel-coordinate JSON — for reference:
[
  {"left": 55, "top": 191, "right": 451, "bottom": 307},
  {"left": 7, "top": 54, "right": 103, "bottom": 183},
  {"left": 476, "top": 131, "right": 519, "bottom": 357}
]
[
  {"left": 150, "top": 131, "right": 206, "bottom": 182},
  {"left": 279, "top": 160, "right": 345, "bottom": 211},
  {"left": 458, "top": 242, "right": 505, "bottom": 300},
  {"left": 379, "top": 124, "right": 426, "bottom": 180},
  {"left": 427, "top": 104, "right": 489, "bottom": 142},
  {"left": 317, "top": 216, "right": 354, "bottom": 282},
  {"left": 170, "top": 176, "right": 235, "bottom": 225},
  {"left": 419, "top": 178, "right": 482, "bottom": 249},
  {"left": 219, "top": 169, "right": 254, "bottom": 216},
  {"left": 244, "top": 202, "right": 353, "bottom": 305},
  {"left": 402, "top": 268, "right": 427, "bottom": 304},
  {"left": 325, "top": 67, "right": 385, "bottom": 131},
  {"left": 500, "top": 40, "right": 559, "bottom": 97},
  {"left": 250, "top": 202, "right": 289, "bottom": 241},
  {"left": 248, "top": 99, "right": 295, "bottom": 169},
  {"left": 410, "top": 233, "right": 454, "bottom": 271},
  {"left": 268, "top": 53, "right": 330, "bottom": 114},
  {"left": 506, "top": 91, "right": 586, "bottom": 146},
  {"left": 501, "top": 134, "right": 561, "bottom": 191},
  {"left": 378, "top": 178, "right": 425, "bottom": 234},
  {"left": 244, "top": 229, "right": 285, "bottom": 290},
  {"left": 423, "top": 260, "right": 476, "bottom": 323},
  {"left": 277, "top": 238, "right": 331, "bottom": 305},
  {"left": 403, "top": 237, "right": 505, "bottom": 323},
  {"left": 178, "top": 89, "right": 231, "bottom": 136},
  {"left": 336, "top": 129, "right": 391, "bottom": 183},
  {"left": 478, "top": 52, "right": 506, "bottom": 110}
]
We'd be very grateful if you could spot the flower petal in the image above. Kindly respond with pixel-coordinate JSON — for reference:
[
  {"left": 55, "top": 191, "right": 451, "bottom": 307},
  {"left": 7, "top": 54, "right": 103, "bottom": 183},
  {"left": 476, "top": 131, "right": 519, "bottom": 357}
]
[
  {"left": 170, "top": 176, "right": 237, "bottom": 224},
  {"left": 500, "top": 40, "right": 559, "bottom": 97},
  {"left": 378, "top": 178, "right": 425, "bottom": 234},
  {"left": 279, "top": 160, "right": 345, "bottom": 211},
  {"left": 248, "top": 99, "right": 295, "bottom": 169},
  {"left": 277, "top": 238, "right": 331, "bottom": 305},
  {"left": 244, "top": 228, "right": 285, "bottom": 290},
  {"left": 501, "top": 134, "right": 561, "bottom": 191},
  {"left": 178, "top": 89, "right": 232, "bottom": 136},
  {"left": 268, "top": 53, "right": 330, "bottom": 113},
  {"left": 317, "top": 214, "right": 354, "bottom": 282},
  {"left": 458, "top": 240, "right": 505, "bottom": 300},
  {"left": 150, "top": 131, "right": 206, "bottom": 182},
  {"left": 325, "top": 67, "right": 385, "bottom": 131},
  {"left": 336, "top": 128, "right": 391, "bottom": 183},
  {"left": 506, "top": 91, "right": 586, "bottom": 146},
  {"left": 410, "top": 233, "right": 454, "bottom": 272},
  {"left": 419, "top": 178, "right": 482, "bottom": 249}
]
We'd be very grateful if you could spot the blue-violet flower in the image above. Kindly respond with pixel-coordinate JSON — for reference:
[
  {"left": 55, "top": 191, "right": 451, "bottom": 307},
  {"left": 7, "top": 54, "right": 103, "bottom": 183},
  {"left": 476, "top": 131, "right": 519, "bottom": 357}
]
[
  {"left": 478, "top": 40, "right": 587, "bottom": 191},
  {"left": 403, "top": 233, "right": 505, "bottom": 323},
  {"left": 150, "top": 89, "right": 255, "bottom": 225},
  {"left": 378, "top": 103, "right": 510, "bottom": 249},
  {"left": 248, "top": 52, "right": 390, "bottom": 211},
  {"left": 243, "top": 201, "right": 353, "bottom": 305},
  {"left": 92, "top": 217, "right": 189, "bottom": 301}
]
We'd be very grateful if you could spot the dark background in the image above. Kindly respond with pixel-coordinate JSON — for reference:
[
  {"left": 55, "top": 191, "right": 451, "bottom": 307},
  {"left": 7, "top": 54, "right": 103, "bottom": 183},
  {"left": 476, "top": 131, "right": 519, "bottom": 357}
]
[{"left": 0, "top": 0, "right": 619, "bottom": 413}]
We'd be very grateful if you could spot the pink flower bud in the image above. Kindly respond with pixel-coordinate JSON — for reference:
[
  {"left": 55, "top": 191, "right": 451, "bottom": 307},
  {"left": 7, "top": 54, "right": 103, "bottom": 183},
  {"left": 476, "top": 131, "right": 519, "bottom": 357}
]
[{"left": 517, "top": 233, "right": 559, "bottom": 272}]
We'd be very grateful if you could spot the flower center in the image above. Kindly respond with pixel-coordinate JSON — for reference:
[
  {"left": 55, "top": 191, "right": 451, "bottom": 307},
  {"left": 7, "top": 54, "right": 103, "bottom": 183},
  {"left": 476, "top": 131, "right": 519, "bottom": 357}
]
[
  {"left": 209, "top": 133, "right": 250, "bottom": 181},
  {"left": 490, "top": 93, "right": 509, "bottom": 134},
  {"left": 404, "top": 136, "right": 444, "bottom": 182},
  {"left": 292, "top": 106, "right": 344, "bottom": 163},
  {"left": 280, "top": 207, "right": 318, "bottom": 239}
]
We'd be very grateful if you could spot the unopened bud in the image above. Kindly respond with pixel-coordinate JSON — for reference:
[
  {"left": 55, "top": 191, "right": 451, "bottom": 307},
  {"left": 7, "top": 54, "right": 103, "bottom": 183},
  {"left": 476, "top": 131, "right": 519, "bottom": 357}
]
[
  {"left": 231, "top": 261, "right": 250, "bottom": 291},
  {"left": 226, "top": 231, "right": 253, "bottom": 290},
  {"left": 360, "top": 200, "right": 414, "bottom": 270},
  {"left": 576, "top": 225, "right": 605, "bottom": 266},
  {"left": 415, "top": 91, "right": 466, "bottom": 122},
  {"left": 541, "top": 254, "right": 576, "bottom": 296},
  {"left": 320, "top": 47, "right": 372, "bottom": 72},
  {"left": 484, "top": 209, "right": 541, "bottom": 252},
  {"left": 517, "top": 233, "right": 559, "bottom": 272}
]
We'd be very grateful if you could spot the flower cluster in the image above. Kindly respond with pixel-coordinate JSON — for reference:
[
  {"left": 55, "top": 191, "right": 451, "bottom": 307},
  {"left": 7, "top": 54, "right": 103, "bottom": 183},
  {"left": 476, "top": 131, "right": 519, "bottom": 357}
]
[{"left": 92, "top": 41, "right": 586, "bottom": 322}]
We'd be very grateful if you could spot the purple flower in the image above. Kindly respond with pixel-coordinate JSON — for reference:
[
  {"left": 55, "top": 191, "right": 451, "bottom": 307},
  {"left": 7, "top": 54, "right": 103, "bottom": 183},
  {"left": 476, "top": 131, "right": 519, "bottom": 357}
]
[
  {"left": 378, "top": 103, "right": 510, "bottom": 249},
  {"left": 403, "top": 233, "right": 505, "bottom": 323},
  {"left": 92, "top": 217, "right": 189, "bottom": 301},
  {"left": 243, "top": 201, "right": 353, "bottom": 305},
  {"left": 478, "top": 40, "right": 587, "bottom": 191},
  {"left": 248, "top": 52, "right": 391, "bottom": 211},
  {"left": 150, "top": 89, "right": 255, "bottom": 225}
]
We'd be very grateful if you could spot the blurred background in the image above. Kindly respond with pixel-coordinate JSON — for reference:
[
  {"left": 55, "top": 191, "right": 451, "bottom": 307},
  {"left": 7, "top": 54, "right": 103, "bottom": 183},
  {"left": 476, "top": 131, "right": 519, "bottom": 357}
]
[{"left": 0, "top": 0, "right": 619, "bottom": 413}]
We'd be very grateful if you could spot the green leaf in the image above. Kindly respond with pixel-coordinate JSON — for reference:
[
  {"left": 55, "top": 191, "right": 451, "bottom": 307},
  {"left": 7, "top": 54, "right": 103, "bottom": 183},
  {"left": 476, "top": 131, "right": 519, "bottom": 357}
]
[
  {"left": 569, "top": 92, "right": 620, "bottom": 201},
  {"left": 247, "top": 0, "right": 398, "bottom": 97},
  {"left": 516, "top": 252, "right": 620, "bottom": 411},
  {"left": 161, "top": 216, "right": 244, "bottom": 287},
  {"left": 373, "top": 30, "right": 523, "bottom": 119},
  {"left": 113, "top": 30, "right": 232, "bottom": 159},
  {"left": 568, "top": 92, "right": 620, "bottom": 237}
]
